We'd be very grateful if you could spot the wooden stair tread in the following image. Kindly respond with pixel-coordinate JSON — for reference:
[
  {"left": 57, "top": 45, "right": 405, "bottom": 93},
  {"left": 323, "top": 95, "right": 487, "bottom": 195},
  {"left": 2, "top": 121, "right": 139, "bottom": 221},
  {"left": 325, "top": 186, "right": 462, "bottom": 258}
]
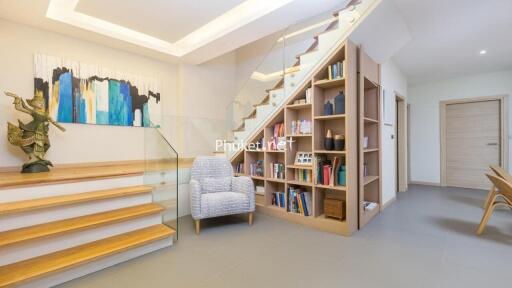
[
  {"left": 0, "top": 161, "right": 159, "bottom": 189},
  {"left": 0, "top": 185, "right": 153, "bottom": 216},
  {"left": 0, "top": 203, "right": 164, "bottom": 248},
  {"left": 0, "top": 224, "right": 174, "bottom": 287}
]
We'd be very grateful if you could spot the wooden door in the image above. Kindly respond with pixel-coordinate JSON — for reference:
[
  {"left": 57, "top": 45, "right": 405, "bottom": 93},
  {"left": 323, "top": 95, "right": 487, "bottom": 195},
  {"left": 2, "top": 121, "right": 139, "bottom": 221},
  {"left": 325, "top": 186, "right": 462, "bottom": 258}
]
[{"left": 445, "top": 100, "right": 500, "bottom": 189}]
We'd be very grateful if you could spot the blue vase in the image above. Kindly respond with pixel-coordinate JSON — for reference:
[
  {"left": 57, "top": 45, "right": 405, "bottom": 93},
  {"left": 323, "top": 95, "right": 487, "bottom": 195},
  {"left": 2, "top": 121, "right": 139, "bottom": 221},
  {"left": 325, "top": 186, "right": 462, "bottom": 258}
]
[
  {"left": 338, "top": 165, "right": 346, "bottom": 186},
  {"left": 324, "top": 100, "right": 333, "bottom": 115},
  {"left": 335, "top": 91, "right": 345, "bottom": 114}
]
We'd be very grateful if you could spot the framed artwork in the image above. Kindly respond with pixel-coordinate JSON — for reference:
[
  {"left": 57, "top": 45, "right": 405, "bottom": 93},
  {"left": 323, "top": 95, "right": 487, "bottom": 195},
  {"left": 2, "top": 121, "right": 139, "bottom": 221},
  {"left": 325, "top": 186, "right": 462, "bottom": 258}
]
[
  {"left": 294, "top": 152, "right": 313, "bottom": 166},
  {"left": 34, "top": 53, "right": 161, "bottom": 127}
]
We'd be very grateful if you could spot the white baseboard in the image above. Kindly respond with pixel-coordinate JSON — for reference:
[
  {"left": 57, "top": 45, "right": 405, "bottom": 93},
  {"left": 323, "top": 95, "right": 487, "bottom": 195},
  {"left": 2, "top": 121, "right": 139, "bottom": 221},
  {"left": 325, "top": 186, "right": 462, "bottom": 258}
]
[
  {"left": 381, "top": 196, "right": 397, "bottom": 210},
  {"left": 409, "top": 181, "right": 441, "bottom": 187},
  {"left": 0, "top": 214, "right": 162, "bottom": 266},
  {"left": 18, "top": 237, "right": 173, "bottom": 288}
]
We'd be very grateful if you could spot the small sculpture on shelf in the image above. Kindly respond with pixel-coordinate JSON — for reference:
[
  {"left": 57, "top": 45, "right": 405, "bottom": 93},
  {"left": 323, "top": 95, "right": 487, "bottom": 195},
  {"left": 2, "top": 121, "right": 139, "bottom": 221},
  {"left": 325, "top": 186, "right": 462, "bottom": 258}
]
[
  {"left": 5, "top": 91, "right": 66, "bottom": 173},
  {"left": 324, "top": 129, "right": 334, "bottom": 150},
  {"left": 324, "top": 100, "right": 333, "bottom": 116}
]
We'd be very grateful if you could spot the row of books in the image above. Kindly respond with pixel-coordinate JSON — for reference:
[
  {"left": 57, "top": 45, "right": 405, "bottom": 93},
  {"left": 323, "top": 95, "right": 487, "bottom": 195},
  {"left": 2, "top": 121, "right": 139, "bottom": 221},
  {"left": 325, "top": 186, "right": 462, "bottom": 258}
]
[
  {"left": 269, "top": 162, "right": 285, "bottom": 179},
  {"left": 272, "top": 192, "right": 286, "bottom": 208},
  {"left": 295, "top": 168, "right": 313, "bottom": 183},
  {"left": 288, "top": 187, "right": 312, "bottom": 216},
  {"left": 249, "top": 160, "right": 264, "bottom": 177},
  {"left": 315, "top": 156, "right": 345, "bottom": 186},
  {"left": 327, "top": 61, "right": 344, "bottom": 80},
  {"left": 269, "top": 122, "right": 285, "bottom": 151},
  {"left": 234, "top": 162, "right": 244, "bottom": 174},
  {"left": 290, "top": 119, "right": 311, "bottom": 135},
  {"left": 291, "top": 88, "right": 312, "bottom": 105}
]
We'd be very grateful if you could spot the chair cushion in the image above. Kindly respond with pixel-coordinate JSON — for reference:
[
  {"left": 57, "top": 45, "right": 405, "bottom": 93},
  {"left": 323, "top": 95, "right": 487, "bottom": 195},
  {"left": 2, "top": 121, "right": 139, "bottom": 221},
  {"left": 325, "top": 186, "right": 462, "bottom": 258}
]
[
  {"left": 200, "top": 192, "right": 251, "bottom": 218},
  {"left": 201, "top": 177, "right": 232, "bottom": 193}
]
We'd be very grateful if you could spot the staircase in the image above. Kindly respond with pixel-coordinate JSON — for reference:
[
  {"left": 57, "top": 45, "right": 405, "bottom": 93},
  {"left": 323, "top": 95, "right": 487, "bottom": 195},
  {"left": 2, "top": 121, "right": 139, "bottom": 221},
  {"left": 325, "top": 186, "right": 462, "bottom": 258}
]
[
  {"left": 228, "top": 0, "right": 380, "bottom": 159},
  {"left": 0, "top": 161, "right": 177, "bottom": 287}
]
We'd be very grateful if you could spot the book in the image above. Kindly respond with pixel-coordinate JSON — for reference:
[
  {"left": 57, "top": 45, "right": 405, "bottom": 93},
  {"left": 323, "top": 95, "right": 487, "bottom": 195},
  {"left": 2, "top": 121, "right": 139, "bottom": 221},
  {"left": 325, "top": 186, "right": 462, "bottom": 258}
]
[
  {"left": 256, "top": 185, "right": 265, "bottom": 195},
  {"left": 323, "top": 165, "right": 331, "bottom": 186},
  {"left": 303, "top": 192, "right": 312, "bottom": 216}
]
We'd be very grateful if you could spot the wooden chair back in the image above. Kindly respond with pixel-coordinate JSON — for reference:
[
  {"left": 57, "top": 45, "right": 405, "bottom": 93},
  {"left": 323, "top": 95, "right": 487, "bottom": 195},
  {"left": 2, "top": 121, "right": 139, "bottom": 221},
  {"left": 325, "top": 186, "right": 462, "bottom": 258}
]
[
  {"left": 485, "top": 174, "right": 512, "bottom": 201},
  {"left": 489, "top": 165, "right": 512, "bottom": 184}
]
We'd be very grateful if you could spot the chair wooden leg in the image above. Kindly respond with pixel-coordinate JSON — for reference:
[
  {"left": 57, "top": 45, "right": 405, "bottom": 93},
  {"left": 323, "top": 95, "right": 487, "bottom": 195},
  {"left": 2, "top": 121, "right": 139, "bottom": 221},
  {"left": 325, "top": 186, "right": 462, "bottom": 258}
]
[
  {"left": 248, "top": 212, "right": 253, "bottom": 226},
  {"left": 483, "top": 185, "right": 496, "bottom": 209},
  {"left": 477, "top": 195, "right": 499, "bottom": 235},
  {"left": 195, "top": 219, "right": 201, "bottom": 235}
]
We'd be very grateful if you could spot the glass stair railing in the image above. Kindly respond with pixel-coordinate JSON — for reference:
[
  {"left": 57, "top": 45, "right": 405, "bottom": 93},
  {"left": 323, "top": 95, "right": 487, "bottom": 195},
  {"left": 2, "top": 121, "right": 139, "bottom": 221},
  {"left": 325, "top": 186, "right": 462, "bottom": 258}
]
[{"left": 226, "top": 0, "right": 380, "bottom": 159}]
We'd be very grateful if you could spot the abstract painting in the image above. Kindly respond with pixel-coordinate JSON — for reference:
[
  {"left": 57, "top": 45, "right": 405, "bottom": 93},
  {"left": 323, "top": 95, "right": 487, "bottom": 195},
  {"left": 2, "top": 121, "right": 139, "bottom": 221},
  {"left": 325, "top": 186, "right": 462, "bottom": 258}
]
[{"left": 34, "top": 53, "right": 161, "bottom": 127}]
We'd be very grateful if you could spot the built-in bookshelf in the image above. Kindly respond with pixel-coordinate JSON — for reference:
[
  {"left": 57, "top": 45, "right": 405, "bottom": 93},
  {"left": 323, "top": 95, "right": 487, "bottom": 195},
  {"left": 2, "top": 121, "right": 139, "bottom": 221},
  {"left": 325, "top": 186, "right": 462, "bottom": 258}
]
[
  {"left": 230, "top": 40, "right": 361, "bottom": 236},
  {"left": 358, "top": 48, "right": 382, "bottom": 229}
]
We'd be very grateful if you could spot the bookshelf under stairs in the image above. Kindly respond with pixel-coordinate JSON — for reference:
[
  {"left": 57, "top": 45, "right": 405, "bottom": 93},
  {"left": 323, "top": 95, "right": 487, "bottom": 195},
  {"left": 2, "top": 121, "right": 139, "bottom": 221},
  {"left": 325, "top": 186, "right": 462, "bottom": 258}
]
[
  {"left": 229, "top": 0, "right": 380, "bottom": 149},
  {"left": 231, "top": 39, "right": 382, "bottom": 236},
  {"left": 0, "top": 161, "right": 176, "bottom": 287}
]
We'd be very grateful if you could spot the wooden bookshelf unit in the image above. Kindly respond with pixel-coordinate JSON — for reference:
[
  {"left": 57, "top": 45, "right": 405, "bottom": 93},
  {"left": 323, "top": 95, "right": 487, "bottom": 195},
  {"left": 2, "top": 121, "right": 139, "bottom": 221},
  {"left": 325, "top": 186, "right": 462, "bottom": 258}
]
[
  {"left": 231, "top": 41, "right": 381, "bottom": 236},
  {"left": 358, "top": 48, "right": 382, "bottom": 229}
]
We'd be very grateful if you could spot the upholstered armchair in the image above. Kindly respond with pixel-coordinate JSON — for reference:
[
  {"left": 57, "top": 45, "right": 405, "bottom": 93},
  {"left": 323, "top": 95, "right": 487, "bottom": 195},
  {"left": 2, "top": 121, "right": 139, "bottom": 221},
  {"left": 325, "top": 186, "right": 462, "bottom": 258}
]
[{"left": 189, "top": 156, "right": 255, "bottom": 234}]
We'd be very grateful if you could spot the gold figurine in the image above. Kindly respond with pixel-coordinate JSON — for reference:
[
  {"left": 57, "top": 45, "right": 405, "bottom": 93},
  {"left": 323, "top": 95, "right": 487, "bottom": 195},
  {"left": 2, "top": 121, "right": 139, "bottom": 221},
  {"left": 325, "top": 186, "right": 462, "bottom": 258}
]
[{"left": 6, "top": 91, "right": 65, "bottom": 173}]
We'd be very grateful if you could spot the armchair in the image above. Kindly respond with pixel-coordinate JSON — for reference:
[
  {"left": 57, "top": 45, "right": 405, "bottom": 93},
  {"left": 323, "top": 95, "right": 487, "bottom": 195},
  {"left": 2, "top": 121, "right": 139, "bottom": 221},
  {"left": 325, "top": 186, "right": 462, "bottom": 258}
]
[{"left": 190, "top": 156, "right": 255, "bottom": 234}]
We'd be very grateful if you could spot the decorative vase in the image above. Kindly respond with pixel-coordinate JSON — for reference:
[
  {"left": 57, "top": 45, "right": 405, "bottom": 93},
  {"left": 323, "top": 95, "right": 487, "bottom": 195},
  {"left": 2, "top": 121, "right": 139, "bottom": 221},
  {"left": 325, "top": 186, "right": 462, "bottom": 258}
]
[
  {"left": 324, "top": 100, "right": 333, "bottom": 116},
  {"left": 338, "top": 165, "right": 346, "bottom": 186},
  {"left": 324, "top": 129, "right": 334, "bottom": 150},
  {"left": 334, "top": 135, "right": 345, "bottom": 151},
  {"left": 334, "top": 91, "right": 345, "bottom": 114}
]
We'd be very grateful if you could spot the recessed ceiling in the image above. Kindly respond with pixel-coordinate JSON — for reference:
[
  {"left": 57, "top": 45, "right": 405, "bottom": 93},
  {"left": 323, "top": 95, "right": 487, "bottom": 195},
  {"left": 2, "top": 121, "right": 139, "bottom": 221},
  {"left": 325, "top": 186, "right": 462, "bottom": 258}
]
[
  {"left": 391, "top": 0, "right": 512, "bottom": 84},
  {"left": 0, "top": 0, "right": 346, "bottom": 64},
  {"left": 76, "top": 0, "right": 246, "bottom": 43}
]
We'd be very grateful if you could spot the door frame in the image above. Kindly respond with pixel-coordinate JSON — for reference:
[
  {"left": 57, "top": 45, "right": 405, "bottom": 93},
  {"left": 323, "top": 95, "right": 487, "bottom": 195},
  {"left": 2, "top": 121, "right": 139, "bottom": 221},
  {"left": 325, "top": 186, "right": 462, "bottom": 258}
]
[
  {"left": 395, "top": 92, "right": 408, "bottom": 192},
  {"left": 440, "top": 95, "right": 509, "bottom": 187}
]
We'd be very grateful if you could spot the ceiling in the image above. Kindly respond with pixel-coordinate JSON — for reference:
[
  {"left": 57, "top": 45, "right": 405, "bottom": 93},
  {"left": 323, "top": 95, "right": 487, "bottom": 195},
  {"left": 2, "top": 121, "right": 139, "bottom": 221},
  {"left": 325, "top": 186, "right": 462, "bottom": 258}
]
[
  {"left": 390, "top": 0, "right": 512, "bottom": 84},
  {"left": 76, "top": 0, "right": 246, "bottom": 43},
  {"left": 0, "top": 0, "right": 348, "bottom": 64}
]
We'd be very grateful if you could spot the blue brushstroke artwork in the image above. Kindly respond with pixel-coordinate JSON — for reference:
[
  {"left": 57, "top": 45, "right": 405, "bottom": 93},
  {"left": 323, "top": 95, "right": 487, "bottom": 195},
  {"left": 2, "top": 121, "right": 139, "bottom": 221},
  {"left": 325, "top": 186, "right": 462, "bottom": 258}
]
[{"left": 33, "top": 54, "right": 161, "bottom": 127}]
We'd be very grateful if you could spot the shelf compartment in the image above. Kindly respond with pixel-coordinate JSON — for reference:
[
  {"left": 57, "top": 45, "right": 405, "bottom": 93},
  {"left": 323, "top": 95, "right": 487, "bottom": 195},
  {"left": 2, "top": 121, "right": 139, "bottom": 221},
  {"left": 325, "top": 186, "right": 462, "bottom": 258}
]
[
  {"left": 314, "top": 114, "right": 346, "bottom": 120},
  {"left": 287, "top": 164, "right": 313, "bottom": 170},
  {"left": 266, "top": 178, "right": 286, "bottom": 183},
  {"left": 314, "top": 186, "right": 346, "bottom": 219},
  {"left": 266, "top": 180, "right": 286, "bottom": 209},
  {"left": 313, "top": 117, "right": 345, "bottom": 151},
  {"left": 286, "top": 134, "right": 312, "bottom": 137},
  {"left": 314, "top": 78, "right": 346, "bottom": 89},
  {"left": 363, "top": 78, "right": 379, "bottom": 120},
  {"left": 315, "top": 184, "right": 346, "bottom": 191},
  {"left": 363, "top": 175, "right": 379, "bottom": 186},
  {"left": 255, "top": 194, "right": 265, "bottom": 207},
  {"left": 286, "top": 103, "right": 312, "bottom": 110},
  {"left": 364, "top": 117, "right": 378, "bottom": 124},
  {"left": 287, "top": 180, "right": 313, "bottom": 187},
  {"left": 363, "top": 148, "right": 379, "bottom": 153},
  {"left": 314, "top": 150, "right": 346, "bottom": 154}
]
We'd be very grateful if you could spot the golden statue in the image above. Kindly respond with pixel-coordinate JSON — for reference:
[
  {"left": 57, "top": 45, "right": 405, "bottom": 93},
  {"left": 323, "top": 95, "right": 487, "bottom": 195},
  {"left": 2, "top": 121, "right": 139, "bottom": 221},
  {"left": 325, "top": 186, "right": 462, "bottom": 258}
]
[{"left": 6, "top": 91, "right": 65, "bottom": 173}]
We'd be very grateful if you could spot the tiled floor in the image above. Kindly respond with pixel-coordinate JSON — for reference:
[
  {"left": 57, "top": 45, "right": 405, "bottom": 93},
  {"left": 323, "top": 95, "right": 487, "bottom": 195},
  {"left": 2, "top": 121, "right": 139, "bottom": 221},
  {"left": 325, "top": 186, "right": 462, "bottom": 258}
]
[{"left": 59, "top": 185, "right": 512, "bottom": 288}]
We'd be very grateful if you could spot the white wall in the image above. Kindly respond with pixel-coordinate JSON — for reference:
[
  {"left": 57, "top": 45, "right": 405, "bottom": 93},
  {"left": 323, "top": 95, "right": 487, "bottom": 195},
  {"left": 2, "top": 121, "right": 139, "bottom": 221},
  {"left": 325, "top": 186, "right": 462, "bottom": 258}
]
[
  {"left": 408, "top": 70, "right": 512, "bottom": 184},
  {"left": 0, "top": 19, "right": 238, "bottom": 168},
  {"left": 0, "top": 19, "right": 179, "bottom": 167},
  {"left": 380, "top": 60, "right": 408, "bottom": 205}
]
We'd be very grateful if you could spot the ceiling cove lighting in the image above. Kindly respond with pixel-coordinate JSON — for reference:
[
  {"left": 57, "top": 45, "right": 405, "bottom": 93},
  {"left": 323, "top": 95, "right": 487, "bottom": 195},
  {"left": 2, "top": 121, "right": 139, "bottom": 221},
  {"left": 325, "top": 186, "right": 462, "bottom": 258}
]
[
  {"left": 479, "top": 50, "right": 487, "bottom": 55},
  {"left": 46, "top": 0, "right": 295, "bottom": 57}
]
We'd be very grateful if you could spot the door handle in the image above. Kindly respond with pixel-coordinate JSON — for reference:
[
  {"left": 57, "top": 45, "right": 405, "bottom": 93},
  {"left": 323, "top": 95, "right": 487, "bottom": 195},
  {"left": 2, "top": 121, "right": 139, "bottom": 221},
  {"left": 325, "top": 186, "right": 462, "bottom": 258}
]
[{"left": 487, "top": 143, "right": 498, "bottom": 146}]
